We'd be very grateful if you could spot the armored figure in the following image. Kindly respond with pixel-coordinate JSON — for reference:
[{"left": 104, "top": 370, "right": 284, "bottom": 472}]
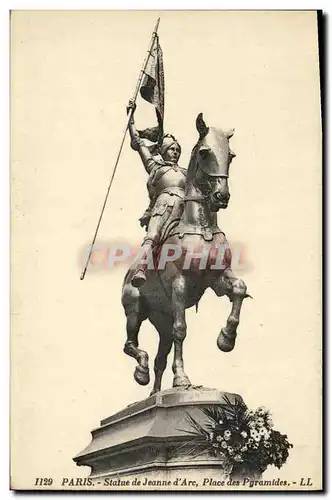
[{"left": 127, "top": 101, "right": 187, "bottom": 287}]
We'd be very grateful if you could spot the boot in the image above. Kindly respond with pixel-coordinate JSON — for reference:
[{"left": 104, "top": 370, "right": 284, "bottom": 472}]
[
  {"left": 131, "top": 268, "right": 147, "bottom": 288},
  {"left": 131, "top": 238, "right": 155, "bottom": 288}
]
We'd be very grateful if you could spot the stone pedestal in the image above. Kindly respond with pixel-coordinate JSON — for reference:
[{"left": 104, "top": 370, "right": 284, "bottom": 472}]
[{"left": 74, "top": 386, "right": 245, "bottom": 485}]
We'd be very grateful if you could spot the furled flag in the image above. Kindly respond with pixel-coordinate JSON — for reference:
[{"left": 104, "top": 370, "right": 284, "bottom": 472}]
[{"left": 139, "top": 35, "right": 164, "bottom": 145}]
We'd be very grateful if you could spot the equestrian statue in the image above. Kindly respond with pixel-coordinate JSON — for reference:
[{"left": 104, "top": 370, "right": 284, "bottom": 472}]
[
  {"left": 80, "top": 19, "right": 250, "bottom": 397},
  {"left": 122, "top": 101, "right": 250, "bottom": 396}
]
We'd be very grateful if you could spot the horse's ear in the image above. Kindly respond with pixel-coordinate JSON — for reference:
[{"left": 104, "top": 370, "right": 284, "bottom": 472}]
[
  {"left": 196, "top": 113, "right": 209, "bottom": 140},
  {"left": 225, "top": 128, "right": 235, "bottom": 139}
]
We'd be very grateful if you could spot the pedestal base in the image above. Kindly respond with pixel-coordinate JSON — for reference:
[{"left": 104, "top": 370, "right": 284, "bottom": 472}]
[{"left": 74, "top": 386, "right": 246, "bottom": 484}]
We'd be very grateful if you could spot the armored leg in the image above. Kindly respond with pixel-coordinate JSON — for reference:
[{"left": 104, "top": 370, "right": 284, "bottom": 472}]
[
  {"left": 131, "top": 209, "right": 171, "bottom": 288},
  {"left": 131, "top": 237, "right": 156, "bottom": 288}
]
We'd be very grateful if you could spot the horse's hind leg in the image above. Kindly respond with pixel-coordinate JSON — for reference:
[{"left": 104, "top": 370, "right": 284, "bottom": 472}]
[
  {"left": 122, "top": 283, "right": 149, "bottom": 385},
  {"left": 211, "top": 269, "right": 249, "bottom": 352},
  {"left": 149, "top": 312, "right": 173, "bottom": 395}
]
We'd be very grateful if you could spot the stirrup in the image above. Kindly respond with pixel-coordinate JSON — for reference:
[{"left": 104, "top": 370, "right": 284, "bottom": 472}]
[{"left": 131, "top": 269, "right": 147, "bottom": 288}]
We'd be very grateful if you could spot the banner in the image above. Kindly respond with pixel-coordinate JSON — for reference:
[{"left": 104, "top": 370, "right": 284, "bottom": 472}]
[{"left": 140, "top": 35, "right": 164, "bottom": 144}]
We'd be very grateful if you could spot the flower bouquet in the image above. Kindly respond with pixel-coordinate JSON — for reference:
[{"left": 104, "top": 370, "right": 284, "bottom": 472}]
[{"left": 180, "top": 396, "right": 293, "bottom": 479}]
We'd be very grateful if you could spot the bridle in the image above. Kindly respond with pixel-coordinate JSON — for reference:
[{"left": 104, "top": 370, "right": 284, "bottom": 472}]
[{"left": 183, "top": 158, "right": 229, "bottom": 203}]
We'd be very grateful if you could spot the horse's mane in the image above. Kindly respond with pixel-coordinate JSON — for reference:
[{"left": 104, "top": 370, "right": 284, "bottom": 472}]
[{"left": 185, "top": 141, "right": 201, "bottom": 185}]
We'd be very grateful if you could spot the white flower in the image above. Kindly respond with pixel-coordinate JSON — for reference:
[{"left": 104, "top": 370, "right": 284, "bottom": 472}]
[
  {"left": 221, "top": 441, "right": 228, "bottom": 449},
  {"left": 216, "top": 435, "right": 222, "bottom": 442},
  {"left": 219, "top": 420, "right": 223, "bottom": 424},
  {"left": 224, "top": 430, "right": 231, "bottom": 438},
  {"left": 256, "top": 407, "right": 267, "bottom": 417},
  {"left": 259, "top": 426, "right": 271, "bottom": 440},
  {"left": 250, "top": 428, "right": 258, "bottom": 438},
  {"left": 240, "top": 431, "right": 248, "bottom": 438},
  {"left": 250, "top": 429, "right": 261, "bottom": 442},
  {"left": 266, "top": 417, "right": 273, "bottom": 427},
  {"left": 256, "top": 417, "right": 265, "bottom": 427},
  {"left": 240, "top": 446, "right": 248, "bottom": 452},
  {"left": 252, "top": 432, "right": 261, "bottom": 443},
  {"left": 227, "top": 447, "right": 234, "bottom": 455},
  {"left": 248, "top": 421, "right": 255, "bottom": 428},
  {"left": 234, "top": 454, "right": 243, "bottom": 462}
]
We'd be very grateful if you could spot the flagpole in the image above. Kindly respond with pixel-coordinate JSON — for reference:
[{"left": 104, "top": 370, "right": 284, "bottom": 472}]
[{"left": 80, "top": 18, "right": 160, "bottom": 280}]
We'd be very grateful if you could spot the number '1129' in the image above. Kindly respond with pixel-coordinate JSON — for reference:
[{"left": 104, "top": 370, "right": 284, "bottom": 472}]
[{"left": 34, "top": 478, "right": 53, "bottom": 486}]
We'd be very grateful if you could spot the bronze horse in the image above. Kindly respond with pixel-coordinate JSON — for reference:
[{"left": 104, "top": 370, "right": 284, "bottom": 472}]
[{"left": 122, "top": 114, "right": 249, "bottom": 395}]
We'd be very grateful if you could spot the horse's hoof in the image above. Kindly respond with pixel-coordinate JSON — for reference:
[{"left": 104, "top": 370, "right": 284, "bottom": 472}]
[
  {"left": 150, "top": 388, "right": 160, "bottom": 396},
  {"left": 134, "top": 365, "right": 150, "bottom": 386},
  {"left": 217, "top": 329, "right": 236, "bottom": 352},
  {"left": 131, "top": 270, "right": 146, "bottom": 288},
  {"left": 173, "top": 376, "right": 191, "bottom": 388}
]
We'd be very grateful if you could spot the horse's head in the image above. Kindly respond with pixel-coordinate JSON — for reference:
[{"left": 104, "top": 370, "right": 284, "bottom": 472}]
[{"left": 188, "top": 113, "right": 236, "bottom": 212}]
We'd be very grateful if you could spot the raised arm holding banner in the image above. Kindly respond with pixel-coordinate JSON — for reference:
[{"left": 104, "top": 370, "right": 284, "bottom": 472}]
[{"left": 80, "top": 18, "right": 161, "bottom": 280}]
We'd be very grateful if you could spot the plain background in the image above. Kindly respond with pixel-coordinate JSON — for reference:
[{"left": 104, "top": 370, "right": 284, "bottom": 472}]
[{"left": 10, "top": 10, "right": 322, "bottom": 490}]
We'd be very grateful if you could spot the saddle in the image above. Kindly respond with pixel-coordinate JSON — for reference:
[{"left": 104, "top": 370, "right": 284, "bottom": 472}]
[
  {"left": 169, "top": 221, "right": 224, "bottom": 242},
  {"left": 158, "top": 201, "right": 224, "bottom": 244}
]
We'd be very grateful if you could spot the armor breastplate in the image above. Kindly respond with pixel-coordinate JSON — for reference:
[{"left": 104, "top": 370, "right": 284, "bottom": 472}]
[{"left": 147, "top": 162, "right": 186, "bottom": 201}]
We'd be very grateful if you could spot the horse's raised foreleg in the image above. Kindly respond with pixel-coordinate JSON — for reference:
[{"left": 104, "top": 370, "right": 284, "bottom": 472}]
[
  {"left": 211, "top": 269, "right": 249, "bottom": 352},
  {"left": 122, "top": 283, "right": 149, "bottom": 385},
  {"left": 172, "top": 274, "right": 191, "bottom": 387}
]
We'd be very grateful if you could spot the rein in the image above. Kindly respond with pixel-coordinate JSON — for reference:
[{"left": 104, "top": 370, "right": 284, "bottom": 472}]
[
  {"left": 183, "top": 194, "right": 207, "bottom": 203},
  {"left": 183, "top": 169, "right": 228, "bottom": 204}
]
